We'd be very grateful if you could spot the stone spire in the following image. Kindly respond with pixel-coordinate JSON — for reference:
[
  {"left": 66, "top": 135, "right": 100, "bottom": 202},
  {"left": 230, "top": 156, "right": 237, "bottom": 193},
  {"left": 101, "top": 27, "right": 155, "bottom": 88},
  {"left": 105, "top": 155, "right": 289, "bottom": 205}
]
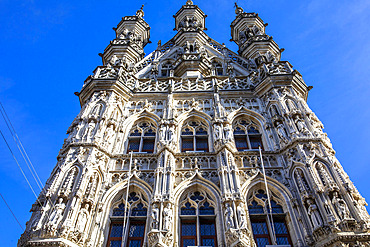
[
  {"left": 230, "top": 3, "right": 281, "bottom": 61},
  {"left": 173, "top": 0, "right": 208, "bottom": 46},
  {"left": 100, "top": 6, "right": 151, "bottom": 65}
]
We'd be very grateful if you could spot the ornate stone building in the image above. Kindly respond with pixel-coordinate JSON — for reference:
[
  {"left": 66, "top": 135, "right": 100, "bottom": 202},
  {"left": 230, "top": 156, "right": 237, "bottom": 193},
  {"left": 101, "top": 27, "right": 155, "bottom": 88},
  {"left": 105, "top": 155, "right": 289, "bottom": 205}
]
[{"left": 18, "top": 1, "right": 370, "bottom": 247}]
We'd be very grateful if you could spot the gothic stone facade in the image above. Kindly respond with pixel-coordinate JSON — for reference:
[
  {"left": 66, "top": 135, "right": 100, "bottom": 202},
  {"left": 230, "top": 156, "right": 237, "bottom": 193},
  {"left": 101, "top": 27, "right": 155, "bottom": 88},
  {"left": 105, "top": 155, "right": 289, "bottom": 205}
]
[{"left": 18, "top": 1, "right": 370, "bottom": 247}]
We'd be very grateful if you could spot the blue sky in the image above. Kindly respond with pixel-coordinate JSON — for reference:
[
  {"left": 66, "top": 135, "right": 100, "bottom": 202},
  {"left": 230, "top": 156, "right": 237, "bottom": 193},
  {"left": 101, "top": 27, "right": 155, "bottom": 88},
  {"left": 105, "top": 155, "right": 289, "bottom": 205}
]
[{"left": 1, "top": 0, "right": 370, "bottom": 245}]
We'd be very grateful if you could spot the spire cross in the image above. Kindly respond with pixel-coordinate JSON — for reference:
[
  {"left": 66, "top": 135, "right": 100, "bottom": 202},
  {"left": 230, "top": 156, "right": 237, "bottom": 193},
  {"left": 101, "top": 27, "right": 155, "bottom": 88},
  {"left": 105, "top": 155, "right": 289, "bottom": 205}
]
[
  {"left": 234, "top": 2, "right": 244, "bottom": 15},
  {"left": 186, "top": 0, "right": 193, "bottom": 5}
]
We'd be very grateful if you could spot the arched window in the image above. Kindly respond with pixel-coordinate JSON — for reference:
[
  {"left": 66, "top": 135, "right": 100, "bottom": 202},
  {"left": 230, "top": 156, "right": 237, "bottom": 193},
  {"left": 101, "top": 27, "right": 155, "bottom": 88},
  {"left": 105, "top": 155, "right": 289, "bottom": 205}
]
[
  {"left": 161, "top": 62, "right": 172, "bottom": 77},
  {"left": 179, "top": 191, "right": 217, "bottom": 247},
  {"left": 247, "top": 189, "right": 291, "bottom": 247},
  {"left": 181, "top": 119, "right": 209, "bottom": 152},
  {"left": 128, "top": 121, "right": 156, "bottom": 153},
  {"left": 107, "top": 192, "right": 148, "bottom": 247},
  {"left": 212, "top": 62, "right": 223, "bottom": 76},
  {"left": 233, "top": 118, "right": 263, "bottom": 151}
]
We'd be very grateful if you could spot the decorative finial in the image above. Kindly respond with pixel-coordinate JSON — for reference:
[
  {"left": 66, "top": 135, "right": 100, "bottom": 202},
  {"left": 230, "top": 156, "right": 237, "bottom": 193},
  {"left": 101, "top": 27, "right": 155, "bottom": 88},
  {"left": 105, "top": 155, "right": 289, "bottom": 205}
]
[
  {"left": 186, "top": 0, "right": 194, "bottom": 5},
  {"left": 234, "top": 2, "right": 244, "bottom": 15},
  {"left": 136, "top": 4, "right": 145, "bottom": 18}
]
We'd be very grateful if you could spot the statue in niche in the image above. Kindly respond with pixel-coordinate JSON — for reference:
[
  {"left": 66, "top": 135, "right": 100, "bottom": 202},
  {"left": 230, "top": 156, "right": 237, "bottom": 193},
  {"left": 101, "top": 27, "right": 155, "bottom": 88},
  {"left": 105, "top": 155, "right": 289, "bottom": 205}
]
[
  {"left": 237, "top": 202, "right": 248, "bottom": 229},
  {"left": 159, "top": 125, "right": 166, "bottom": 142},
  {"left": 227, "top": 63, "right": 236, "bottom": 78},
  {"left": 295, "top": 170, "right": 310, "bottom": 193},
  {"left": 82, "top": 120, "right": 96, "bottom": 141},
  {"left": 276, "top": 122, "right": 289, "bottom": 143},
  {"left": 224, "top": 203, "right": 235, "bottom": 230},
  {"left": 48, "top": 198, "right": 66, "bottom": 228},
  {"left": 76, "top": 204, "right": 90, "bottom": 233},
  {"left": 214, "top": 124, "right": 222, "bottom": 141},
  {"left": 167, "top": 125, "right": 175, "bottom": 143},
  {"left": 295, "top": 115, "right": 310, "bottom": 135},
  {"left": 332, "top": 192, "right": 351, "bottom": 220},
  {"left": 224, "top": 124, "right": 233, "bottom": 142},
  {"left": 151, "top": 204, "right": 159, "bottom": 230},
  {"left": 103, "top": 125, "right": 115, "bottom": 147},
  {"left": 163, "top": 203, "right": 173, "bottom": 231},
  {"left": 307, "top": 199, "right": 322, "bottom": 229}
]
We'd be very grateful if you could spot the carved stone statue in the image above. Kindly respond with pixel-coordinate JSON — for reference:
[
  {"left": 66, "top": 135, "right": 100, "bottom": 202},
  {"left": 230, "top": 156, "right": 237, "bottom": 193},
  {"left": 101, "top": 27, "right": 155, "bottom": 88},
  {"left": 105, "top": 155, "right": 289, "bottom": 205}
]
[
  {"left": 76, "top": 204, "right": 90, "bottom": 233},
  {"left": 159, "top": 125, "right": 166, "bottom": 142},
  {"left": 237, "top": 202, "right": 247, "bottom": 229},
  {"left": 214, "top": 124, "right": 222, "bottom": 141},
  {"left": 48, "top": 198, "right": 66, "bottom": 228},
  {"left": 307, "top": 199, "right": 322, "bottom": 229},
  {"left": 103, "top": 125, "right": 115, "bottom": 147},
  {"left": 224, "top": 203, "right": 235, "bottom": 230},
  {"left": 163, "top": 203, "right": 173, "bottom": 231},
  {"left": 332, "top": 192, "right": 351, "bottom": 220},
  {"left": 167, "top": 125, "right": 175, "bottom": 143},
  {"left": 224, "top": 124, "right": 233, "bottom": 142},
  {"left": 151, "top": 204, "right": 159, "bottom": 230},
  {"left": 82, "top": 120, "right": 96, "bottom": 141},
  {"left": 295, "top": 115, "right": 309, "bottom": 135},
  {"left": 276, "top": 122, "right": 288, "bottom": 143}
]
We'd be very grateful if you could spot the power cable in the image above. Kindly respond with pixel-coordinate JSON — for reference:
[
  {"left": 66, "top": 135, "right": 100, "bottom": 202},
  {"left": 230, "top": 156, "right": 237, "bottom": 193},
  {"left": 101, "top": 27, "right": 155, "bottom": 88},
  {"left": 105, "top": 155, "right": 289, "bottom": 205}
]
[
  {"left": 0, "top": 101, "right": 61, "bottom": 223},
  {"left": 0, "top": 192, "right": 24, "bottom": 231},
  {"left": 0, "top": 102, "right": 43, "bottom": 190},
  {"left": 0, "top": 129, "right": 44, "bottom": 206}
]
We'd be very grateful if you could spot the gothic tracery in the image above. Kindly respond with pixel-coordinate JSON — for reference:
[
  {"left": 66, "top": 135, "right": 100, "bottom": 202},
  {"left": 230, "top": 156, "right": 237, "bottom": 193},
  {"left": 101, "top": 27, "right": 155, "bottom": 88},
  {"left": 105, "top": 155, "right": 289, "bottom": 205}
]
[{"left": 19, "top": 1, "right": 370, "bottom": 247}]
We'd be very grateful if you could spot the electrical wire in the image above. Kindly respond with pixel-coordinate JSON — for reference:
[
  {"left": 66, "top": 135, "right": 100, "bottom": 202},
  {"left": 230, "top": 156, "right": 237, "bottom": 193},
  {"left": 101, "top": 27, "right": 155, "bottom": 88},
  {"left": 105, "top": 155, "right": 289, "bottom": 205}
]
[
  {"left": 0, "top": 101, "right": 43, "bottom": 190},
  {"left": 0, "top": 101, "right": 62, "bottom": 223},
  {"left": 0, "top": 192, "right": 24, "bottom": 231}
]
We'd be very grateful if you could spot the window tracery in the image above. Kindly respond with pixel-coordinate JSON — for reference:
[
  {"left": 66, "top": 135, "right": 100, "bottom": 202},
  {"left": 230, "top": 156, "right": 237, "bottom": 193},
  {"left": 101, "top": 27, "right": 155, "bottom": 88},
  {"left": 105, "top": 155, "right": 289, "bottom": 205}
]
[
  {"left": 181, "top": 119, "right": 209, "bottom": 152},
  {"left": 107, "top": 191, "right": 148, "bottom": 247},
  {"left": 179, "top": 190, "right": 217, "bottom": 247},
  {"left": 247, "top": 189, "right": 291, "bottom": 246},
  {"left": 232, "top": 118, "right": 263, "bottom": 151},
  {"left": 127, "top": 121, "right": 156, "bottom": 153}
]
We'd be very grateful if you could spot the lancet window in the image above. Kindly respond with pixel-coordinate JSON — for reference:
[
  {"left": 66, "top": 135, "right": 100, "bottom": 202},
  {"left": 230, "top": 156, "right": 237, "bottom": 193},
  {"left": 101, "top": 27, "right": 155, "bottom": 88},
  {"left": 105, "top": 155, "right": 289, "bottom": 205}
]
[
  {"left": 233, "top": 118, "right": 263, "bottom": 151},
  {"left": 181, "top": 119, "right": 209, "bottom": 152},
  {"left": 107, "top": 192, "right": 148, "bottom": 247},
  {"left": 127, "top": 121, "right": 156, "bottom": 153},
  {"left": 247, "top": 189, "right": 291, "bottom": 247},
  {"left": 179, "top": 191, "right": 217, "bottom": 247}
]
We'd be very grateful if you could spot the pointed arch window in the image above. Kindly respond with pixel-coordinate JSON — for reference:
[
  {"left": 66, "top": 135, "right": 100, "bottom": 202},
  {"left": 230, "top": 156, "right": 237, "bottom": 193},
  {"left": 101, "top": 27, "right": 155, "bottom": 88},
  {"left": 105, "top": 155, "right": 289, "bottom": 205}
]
[
  {"left": 179, "top": 191, "right": 217, "bottom": 247},
  {"left": 233, "top": 119, "right": 263, "bottom": 151},
  {"left": 247, "top": 189, "right": 291, "bottom": 247},
  {"left": 107, "top": 192, "right": 148, "bottom": 247},
  {"left": 181, "top": 119, "right": 209, "bottom": 152},
  {"left": 212, "top": 62, "right": 223, "bottom": 76},
  {"left": 128, "top": 121, "right": 156, "bottom": 153},
  {"left": 161, "top": 62, "right": 172, "bottom": 77}
]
